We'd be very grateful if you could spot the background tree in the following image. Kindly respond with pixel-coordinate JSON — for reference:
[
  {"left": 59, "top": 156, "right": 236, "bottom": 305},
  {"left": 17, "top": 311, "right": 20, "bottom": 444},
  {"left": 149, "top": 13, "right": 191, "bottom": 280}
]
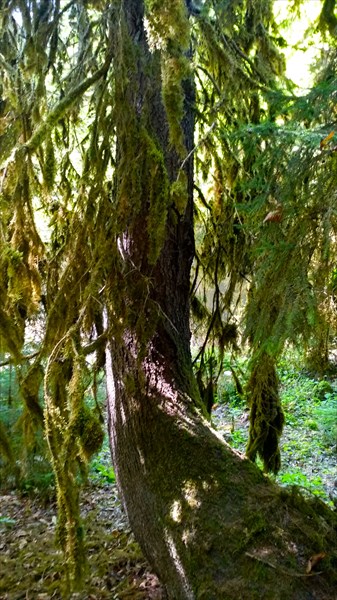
[{"left": 0, "top": 0, "right": 336, "bottom": 597}]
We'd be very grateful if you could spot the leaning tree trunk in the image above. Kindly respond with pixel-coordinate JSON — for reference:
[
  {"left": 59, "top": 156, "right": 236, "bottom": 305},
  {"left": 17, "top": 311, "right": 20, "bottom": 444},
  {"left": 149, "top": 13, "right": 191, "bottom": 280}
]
[{"left": 106, "top": 2, "right": 337, "bottom": 598}]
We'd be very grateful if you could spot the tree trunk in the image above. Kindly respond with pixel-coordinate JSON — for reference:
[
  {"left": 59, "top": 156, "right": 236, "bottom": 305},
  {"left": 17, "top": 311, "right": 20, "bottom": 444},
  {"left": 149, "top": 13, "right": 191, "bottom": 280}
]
[{"left": 106, "top": 2, "right": 337, "bottom": 598}]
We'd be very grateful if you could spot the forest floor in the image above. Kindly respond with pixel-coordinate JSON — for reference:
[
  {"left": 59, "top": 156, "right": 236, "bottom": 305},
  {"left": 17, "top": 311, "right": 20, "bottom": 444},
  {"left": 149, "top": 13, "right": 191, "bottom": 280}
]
[
  {"left": 0, "top": 482, "right": 163, "bottom": 600},
  {"left": 1, "top": 359, "right": 336, "bottom": 599}
]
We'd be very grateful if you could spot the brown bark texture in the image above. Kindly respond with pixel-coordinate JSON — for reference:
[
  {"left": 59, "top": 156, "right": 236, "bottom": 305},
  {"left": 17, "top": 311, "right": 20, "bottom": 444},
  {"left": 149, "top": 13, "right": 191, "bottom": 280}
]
[{"left": 106, "top": 1, "right": 337, "bottom": 598}]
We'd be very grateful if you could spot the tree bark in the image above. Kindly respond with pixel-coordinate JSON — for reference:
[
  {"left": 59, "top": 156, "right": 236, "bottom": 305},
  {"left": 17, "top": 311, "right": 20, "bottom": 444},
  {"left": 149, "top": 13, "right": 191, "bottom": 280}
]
[{"left": 106, "top": 1, "right": 337, "bottom": 598}]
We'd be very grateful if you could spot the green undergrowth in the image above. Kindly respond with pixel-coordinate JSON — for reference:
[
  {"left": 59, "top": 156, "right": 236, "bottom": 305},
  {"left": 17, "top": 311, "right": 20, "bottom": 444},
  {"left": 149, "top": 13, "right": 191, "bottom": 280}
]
[
  {"left": 0, "top": 365, "right": 113, "bottom": 497},
  {"left": 214, "top": 351, "right": 337, "bottom": 506},
  {"left": 89, "top": 436, "right": 116, "bottom": 484},
  {"left": 1, "top": 351, "right": 336, "bottom": 505}
]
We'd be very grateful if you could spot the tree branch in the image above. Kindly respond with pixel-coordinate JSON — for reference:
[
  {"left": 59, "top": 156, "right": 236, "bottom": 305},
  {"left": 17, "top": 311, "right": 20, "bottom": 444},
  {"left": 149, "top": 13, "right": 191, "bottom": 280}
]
[{"left": 16, "top": 48, "right": 114, "bottom": 156}]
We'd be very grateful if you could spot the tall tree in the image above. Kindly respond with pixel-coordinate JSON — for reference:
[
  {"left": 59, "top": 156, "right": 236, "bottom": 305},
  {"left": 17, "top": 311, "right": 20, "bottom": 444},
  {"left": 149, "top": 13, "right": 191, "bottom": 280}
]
[
  {"left": 0, "top": 0, "right": 336, "bottom": 597},
  {"left": 104, "top": 2, "right": 337, "bottom": 597}
]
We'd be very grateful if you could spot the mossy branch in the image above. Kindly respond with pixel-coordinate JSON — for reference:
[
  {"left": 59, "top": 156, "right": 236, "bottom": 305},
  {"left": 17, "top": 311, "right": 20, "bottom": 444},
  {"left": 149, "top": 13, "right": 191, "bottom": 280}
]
[{"left": 12, "top": 48, "right": 114, "bottom": 158}]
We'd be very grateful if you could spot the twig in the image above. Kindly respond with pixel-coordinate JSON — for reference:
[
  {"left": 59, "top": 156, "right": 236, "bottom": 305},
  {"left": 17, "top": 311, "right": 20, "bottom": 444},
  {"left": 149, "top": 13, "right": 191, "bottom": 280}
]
[
  {"left": 0, "top": 351, "right": 39, "bottom": 367},
  {"left": 180, "top": 122, "right": 216, "bottom": 171},
  {"left": 245, "top": 552, "right": 323, "bottom": 578}
]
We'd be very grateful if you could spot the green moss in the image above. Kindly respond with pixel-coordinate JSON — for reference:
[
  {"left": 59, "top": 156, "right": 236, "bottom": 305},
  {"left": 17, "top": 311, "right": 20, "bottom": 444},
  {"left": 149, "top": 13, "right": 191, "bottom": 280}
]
[
  {"left": 144, "top": 1, "right": 190, "bottom": 155},
  {"left": 43, "top": 134, "right": 56, "bottom": 191},
  {"left": 143, "top": 130, "right": 170, "bottom": 264},
  {"left": 55, "top": 475, "right": 87, "bottom": 591},
  {"left": 71, "top": 406, "right": 104, "bottom": 460},
  {"left": 43, "top": 357, "right": 91, "bottom": 592},
  {"left": 162, "top": 54, "right": 190, "bottom": 154},
  {"left": 171, "top": 171, "right": 188, "bottom": 215},
  {"left": 144, "top": 1, "right": 190, "bottom": 50},
  {"left": 246, "top": 353, "right": 284, "bottom": 474}
]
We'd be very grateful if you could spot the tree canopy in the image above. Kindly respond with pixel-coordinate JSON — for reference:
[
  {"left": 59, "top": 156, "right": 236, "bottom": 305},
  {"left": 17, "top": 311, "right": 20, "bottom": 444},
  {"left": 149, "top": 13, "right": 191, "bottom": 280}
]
[{"left": 0, "top": 0, "right": 337, "bottom": 596}]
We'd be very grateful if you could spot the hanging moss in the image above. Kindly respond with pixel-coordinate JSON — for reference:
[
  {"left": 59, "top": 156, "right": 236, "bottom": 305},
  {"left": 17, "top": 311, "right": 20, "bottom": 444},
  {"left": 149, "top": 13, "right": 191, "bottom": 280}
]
[
  {"left": 0, "top": 2, "right": 116, "bottom": 594},
  {"left": 144, "top": 0, "right": 190, "bottom": 50},
  {"left": 69, "top": 405, "right": 104, "bottom": 461},
  {"left": 246, "top": 352, "right": 284, "bottom": 474},
  {"left": 144, "top": 0, "right": 190, "bottom": 155},
  {"left": 43, "top": 134, "right": 56, "bottom": 191},
  {"left": 0, "top": 306, "right": 24, "bottom": 361},
  {"left": 196, "top": 368, "right": 216, "bottom": 417},
  {"left": 161, "top": 54, "right": 190, "bottom": 154},
  {"left": 54, "top": 469, "right": 86, "bottom": 592},
  {"left": 2, "top": 0, "right": 337, "bottom": 595},
  {"left": 191, "top": 295, "right": 209, "bottom": 322},
  {"left": 44, "top": 354, "right": 90, "bottom": 590}
]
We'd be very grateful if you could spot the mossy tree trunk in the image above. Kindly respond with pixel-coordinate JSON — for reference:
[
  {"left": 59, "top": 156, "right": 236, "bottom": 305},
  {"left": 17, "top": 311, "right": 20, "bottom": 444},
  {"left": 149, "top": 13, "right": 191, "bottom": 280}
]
[{"left": 106, "top": 1, "right": 337, "bottom": 598}]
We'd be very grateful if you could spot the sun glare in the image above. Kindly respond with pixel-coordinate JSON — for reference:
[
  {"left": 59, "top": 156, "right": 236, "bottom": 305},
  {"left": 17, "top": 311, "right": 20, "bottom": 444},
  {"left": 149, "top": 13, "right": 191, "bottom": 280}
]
[{"left": 274, "top": 1, "right": 326, "bottom": 90}]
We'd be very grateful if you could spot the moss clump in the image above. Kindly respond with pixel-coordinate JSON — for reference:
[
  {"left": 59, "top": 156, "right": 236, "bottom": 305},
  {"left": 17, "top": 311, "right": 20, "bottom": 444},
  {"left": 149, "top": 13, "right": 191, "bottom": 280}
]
[
  {"left": 144, "top": 0, "right": 191, "bottom": 155},
  {"left": 171, "top": 171, "right": 188, "bottom": 215},
  {"left": 143, "top": 130, "right": 170, "bottom": 264},
  {"left": 246, "top": 353, "right": 284, "bottom": 474},
  {"left": 43, "top": 134, "right": 56, "bottom": 191},
  {"left": 161, "top": 54, "right": 190, "bottom": 154},
  {"left": 71, "top": 406, "right": 104, "bottom": 460},
  {"left": 144, "top": 1, "right": 190, "bottom": 50}
]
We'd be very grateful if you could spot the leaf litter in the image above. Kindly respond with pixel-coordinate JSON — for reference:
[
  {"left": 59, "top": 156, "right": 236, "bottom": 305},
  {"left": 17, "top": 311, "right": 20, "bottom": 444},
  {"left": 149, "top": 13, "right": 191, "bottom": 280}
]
[{"left": 0, "top": 483, "right": 163, "bottom": 599}]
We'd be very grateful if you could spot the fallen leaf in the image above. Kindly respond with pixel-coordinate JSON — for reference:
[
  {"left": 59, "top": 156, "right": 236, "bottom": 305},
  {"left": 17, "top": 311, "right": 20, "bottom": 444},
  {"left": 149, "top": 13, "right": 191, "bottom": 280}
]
[
  {"left": 320, "top": 131, "right": 334, "bottom": 149},
  {"left": 263, "top": 208, "right": 282, "bottom": 223},
  {"left": 306, "top": 552, "right": 327, "bottom": 574}
]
